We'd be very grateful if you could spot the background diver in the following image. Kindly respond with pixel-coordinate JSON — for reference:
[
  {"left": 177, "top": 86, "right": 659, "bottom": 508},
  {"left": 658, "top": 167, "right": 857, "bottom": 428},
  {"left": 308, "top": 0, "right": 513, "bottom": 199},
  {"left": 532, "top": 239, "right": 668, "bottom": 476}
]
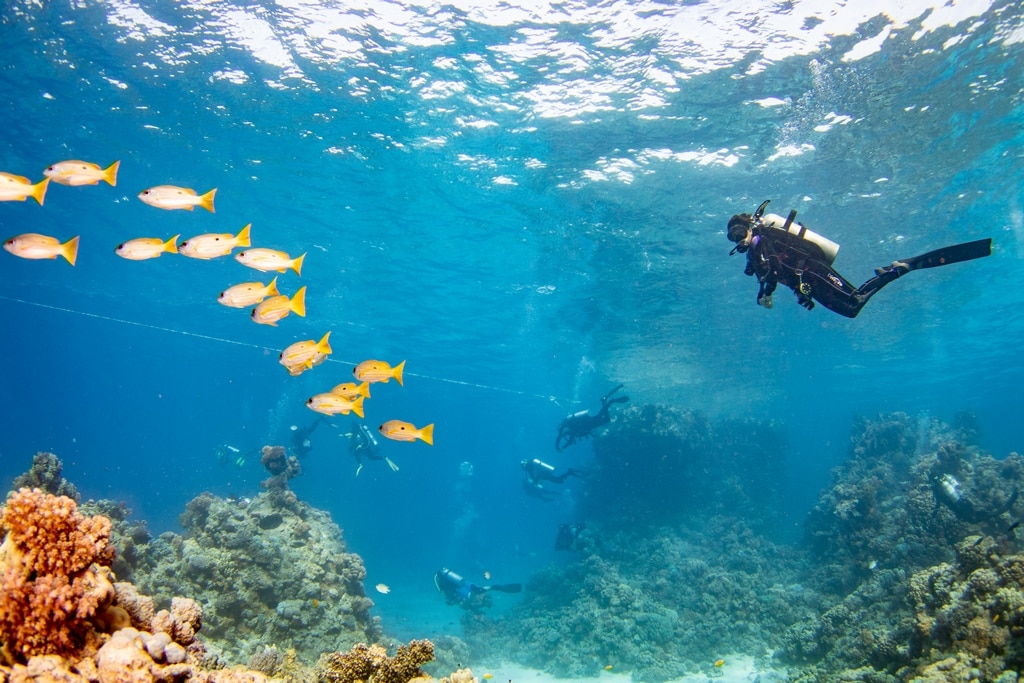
[
  {"left": 433, "top": 567, "right": 521, "bottom": 611},
  {"left": 555, "top": 384, "right": 629, "bottom": 451},
  {"left": 727, "top": 200, "right": 992, "bottom": 318},
  {"left": 289, "top": 416, "right": 324, "bottom": 458},
  {"left": 342, "top": 422, "right": 398, "bottom": 476},
  {"left": 521, "top": 458, "right": 587, "bottom": 501}
]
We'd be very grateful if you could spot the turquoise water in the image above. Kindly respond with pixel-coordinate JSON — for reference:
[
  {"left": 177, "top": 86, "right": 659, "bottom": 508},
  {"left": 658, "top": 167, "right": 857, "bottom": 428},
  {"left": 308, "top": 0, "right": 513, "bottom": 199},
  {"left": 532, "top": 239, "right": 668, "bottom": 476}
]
[{"left": 1, "top": 0, "right": 1022, "bottom": 646}]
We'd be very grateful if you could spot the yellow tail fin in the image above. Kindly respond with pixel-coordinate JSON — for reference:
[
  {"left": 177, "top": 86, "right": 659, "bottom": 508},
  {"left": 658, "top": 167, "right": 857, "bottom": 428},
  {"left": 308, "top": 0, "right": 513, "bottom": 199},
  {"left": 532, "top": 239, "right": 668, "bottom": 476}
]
[
  {"left": 103, "top": 161, "right": 120, "bottom": 187},
  {"left": 352, "top": 395, "right": 366, "bottom": 419},
  {"left": 393, "top": 360, "right": 406, "bottom": 387},
  {"left": 267, "top": 276, "right": 280, "bottom": 297},
  {"left": 420, "top": 423, "right": 434, "bottom": 446},
  {"left": 292, "top": 252, "right": 306, "bottom": 277},
  {"left": 317, "top": 331, "right": 332, "bottom": 355},
  {"left": 291, "top": 286, "right": 307, "bottom": 317},
  {"left": 165, "top": 234, "right": 180, "bottom": 254},
  {"left": 200, "top": 188, "right": 217, "bottom": 213},
  {"left": 62, "top": 236, "right": 80, "bottom": 266},
  {"left": 32, "top": 177, "right": 49, "bottom": 206},
  {"left": 357, "top": 381, "right": 371, "bottom": 398},
  {"left": 236, "top": 223, "right": 251, "bottom": 247}
]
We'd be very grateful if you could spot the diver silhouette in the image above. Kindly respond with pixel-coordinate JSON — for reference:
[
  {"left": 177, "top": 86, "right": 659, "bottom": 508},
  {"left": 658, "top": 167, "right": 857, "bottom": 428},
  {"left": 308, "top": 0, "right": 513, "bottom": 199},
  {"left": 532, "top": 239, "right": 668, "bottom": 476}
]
[{"left": 555, "top": 384, "right": 629, "bottom": 451}]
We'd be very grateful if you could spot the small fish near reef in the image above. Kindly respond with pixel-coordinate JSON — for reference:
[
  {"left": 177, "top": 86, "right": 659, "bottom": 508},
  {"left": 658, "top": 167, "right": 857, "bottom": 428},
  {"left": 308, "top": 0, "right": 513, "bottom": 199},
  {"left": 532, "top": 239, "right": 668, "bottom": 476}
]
[
  {"left": 115, "top": 235, "right": 179, "bottom": 260},
  {"left": 714, "top": 659, "right": 725, "bottom": 668},
  {"left": 138, "top": 184, "right": 217, "bottom": 212},
  {"left": 354, "top": 359, "right": 406, "bottom": 386},
  {"left": 280, "top": 332, "right": 332, "bottom": 371},
  {"left": 218, "top": 276, "right": 280, "bottom": 308},
  {"left": 179, "top": 224, "right": 251, "bottom": 260},
  {"left": 483, "top": 675, "right": 493, "bottom": 680},
  {"left": 603, "top": 666, "right": 613, "bottom": 671},
  {"left": 235, "top": 248, "right": 306, "bottom": 276},
  {"left": 375, "top": 583, "right": 390, "bottom": 594},
  {"left": 251, "top": 286, "right": 307, "bottom": 326},
  {"left": 4, "top": 233, "right": 79, "bottom": 265},
  {"left": 306, "top": 392, "right": 365, "bottom": 418},
  {"left": 0, "top": 172, "right": 48, "bottom": 205},
  {"left": 379, "top": 420, "right": 434, "bottom": 446},
  {"left": 44, "top": 159, "right": 119, "bottom": 186}
]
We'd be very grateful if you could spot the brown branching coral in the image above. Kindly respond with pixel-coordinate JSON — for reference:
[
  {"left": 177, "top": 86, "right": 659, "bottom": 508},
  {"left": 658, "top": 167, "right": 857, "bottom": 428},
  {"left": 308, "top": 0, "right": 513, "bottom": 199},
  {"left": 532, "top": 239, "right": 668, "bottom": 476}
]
[
  {"left": 317, "top": 640, "right": 435, "bottom": 683},
  {"left": 0, "top": 487, "right": 116, "bottom": 663}
]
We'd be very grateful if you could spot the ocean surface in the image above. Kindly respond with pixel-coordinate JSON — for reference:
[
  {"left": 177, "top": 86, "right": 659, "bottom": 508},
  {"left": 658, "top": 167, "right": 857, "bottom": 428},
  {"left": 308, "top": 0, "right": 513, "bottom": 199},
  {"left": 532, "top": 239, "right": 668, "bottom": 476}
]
[{"left": 1, "top": 0, "right": 1022, "bottom": 653}]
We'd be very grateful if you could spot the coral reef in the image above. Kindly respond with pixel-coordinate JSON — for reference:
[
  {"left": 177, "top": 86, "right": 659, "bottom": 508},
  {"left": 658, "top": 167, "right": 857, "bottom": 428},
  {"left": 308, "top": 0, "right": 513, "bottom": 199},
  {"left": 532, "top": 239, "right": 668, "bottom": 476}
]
[
  {"left": 316, "top": 640, "right": 435, "bottom": 683},
  {"left": 130, "top": 488, "right": 382, "bottom": 666},
  {"left": 468, "top": 519, "right": 814, "bottom": 681},
  {"left": 583, "top": 405, "right": 787, "bottom": 531},
  {"left": 10, "top": 451, "right": 80, "bottom": 501},
  {"left": 0, "top": 487, "right": 116, "bottom": 663}
]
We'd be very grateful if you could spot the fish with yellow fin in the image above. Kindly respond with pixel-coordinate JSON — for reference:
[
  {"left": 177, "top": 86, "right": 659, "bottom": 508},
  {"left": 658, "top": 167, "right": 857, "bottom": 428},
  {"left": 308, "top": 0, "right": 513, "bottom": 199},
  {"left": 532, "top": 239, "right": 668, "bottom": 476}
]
[
  {"left": 713, "top": 659, "right": 725, "bottom": 668},
  {"left": 138, "top": 184, "right": 217, "bottom": 212},
  {"left": 306, "top": 392, "right": 365, "bottom": 418},
  {"left": 218, "top": 276, "right": 280, "bottom": 308},
  {"left": 251, "top": 286, "right": 307, "bottom": 326},
  {"left": 330, "top": 382, "right": 371, "bottom": 400},
  {"left": 115, "top": 235, "right": 179, "bottom": 260},
  {"left": 44, "top": 160, "right": 119, "bottom": 187},
  {"left": 235, "top": 248, "right": 306, "bottom": 276},
  {"left": 604, "top": 666, "right": 613, "bottom": 671},
  {"left": 4, "top": 233, "right": 79, "bottom": 265},
  {"left": 179, "top": 224, "right": 251, "bottom": 260},
  {"left": 483, "top": 675, "right": 493, "bottom": 680},
  {"left": 354, "top": 359, "right": 406, "bottom": 386},
  {"left": 0, "top": 173, "right": 48, "bottom": 205},
  {"left": 379, "top": 420, "right": 433, "bottom": 446},
  {"left": 288, "top": 351, "right": 327, "bottom": 376},
  {"left": 280, "top": 332, "right": 332, "bottom": 371}
]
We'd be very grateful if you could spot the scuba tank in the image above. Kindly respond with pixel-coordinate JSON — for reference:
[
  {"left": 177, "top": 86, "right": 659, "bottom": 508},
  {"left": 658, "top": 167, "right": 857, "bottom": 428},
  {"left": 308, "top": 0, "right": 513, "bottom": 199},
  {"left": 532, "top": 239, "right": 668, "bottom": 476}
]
[
  {"left": 760, "top": 212, "right": 840, "bottom": 265},
  {"left": 358, "top": 423, "right": 379, "bottom": 448}
]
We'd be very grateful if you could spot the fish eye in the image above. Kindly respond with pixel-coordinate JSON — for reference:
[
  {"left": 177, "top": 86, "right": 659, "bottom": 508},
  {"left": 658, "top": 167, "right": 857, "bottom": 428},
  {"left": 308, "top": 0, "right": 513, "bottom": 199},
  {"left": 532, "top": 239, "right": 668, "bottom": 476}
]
[
  {"left": 116, "top": 244, "right": 124, "bottom": 249},
  {"left": 142, "top": 190, "right": 150, "bottom": 195}
]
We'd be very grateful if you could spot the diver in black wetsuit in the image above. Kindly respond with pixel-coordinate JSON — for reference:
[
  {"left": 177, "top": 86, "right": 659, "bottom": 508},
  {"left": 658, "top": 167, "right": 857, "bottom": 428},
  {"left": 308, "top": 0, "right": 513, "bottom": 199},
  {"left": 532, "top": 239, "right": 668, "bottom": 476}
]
[
  {"left": 555, "top": 384, "right": 629, "bottom": 451},
  {"left": 727, "top": 200, "right": 993, "bottom": 318},
  {"left": 290, "top": 417, "right": 324, "bottom": 458},
  {"left": 521, "top": 458, "right": 586, "bottom": 500}
]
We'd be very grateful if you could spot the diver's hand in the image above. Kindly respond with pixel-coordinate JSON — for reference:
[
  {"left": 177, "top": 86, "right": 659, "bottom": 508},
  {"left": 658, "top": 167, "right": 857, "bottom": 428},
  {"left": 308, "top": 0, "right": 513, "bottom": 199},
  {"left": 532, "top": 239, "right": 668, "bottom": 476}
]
[
  {"left": 757, "top": 293, "right": 773, "bottom": 309},
  {"left": 797, "top": 295, "right": 815, "bottom": 310}
]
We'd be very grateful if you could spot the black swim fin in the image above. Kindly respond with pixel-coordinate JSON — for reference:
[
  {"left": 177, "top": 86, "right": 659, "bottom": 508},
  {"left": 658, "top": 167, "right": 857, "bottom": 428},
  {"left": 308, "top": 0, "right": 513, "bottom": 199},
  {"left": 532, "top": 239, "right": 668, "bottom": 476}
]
[
  {"left": 902, "top": 238, "right": 992, "bottom": 272},
  {"left": 487, "top": 583, "right": 523, "bottom": 594}
]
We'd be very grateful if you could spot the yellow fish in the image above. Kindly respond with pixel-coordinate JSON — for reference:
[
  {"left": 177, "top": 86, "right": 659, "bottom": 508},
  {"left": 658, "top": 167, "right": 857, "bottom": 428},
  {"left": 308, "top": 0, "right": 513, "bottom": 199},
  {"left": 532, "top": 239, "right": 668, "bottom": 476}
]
[
  {"left": 713, "top": 659, "right": 725, "bottom": 668},
  {"left": 375, "top": 583, "right": 390, "bottom": 595},
  {"left": 379, "top": 420, "right": 433, "bottom": 446},
  {"left": 311, "top": 598, "right": 320, "bottom": 608},
  {"left": 280, "top": 332, "right": 332, "bottom": 370},
  {"left": 287, "top": 351, "right": 327, "bottom": 376},
  {"left": 251, "top": 286, "right": 307, "bottom": 326},
  {"left": 115, "top": 234, "right": 179, "bottom": 260},
  {"left": 483, "top": 675, "right": 493, "bottom": 680},
  {"left": 354, "top": 359, "right": 406, "bottom": 386},
  {"left": 0, "top": 173, "right": 48, "bottom": 205},
  {"left": 330, "top": 382, "right": 371, "bottom": 400},
  {"left": 44, "top": 160, "right": 119, "bottom": 187},
  {"left": 4, "top": 233, "right": 79, "bottom": 265},
  {"left": 235, "top": 248, "right": 306, "bottom": 276},
  {"left": 604, "top": 666, "right": 613, "bottom": 671},
  {"left": 138, "top": 184, "right": 217, "bottom": 212},
  {"left": 218, "top": 276, "right": 280, "bottom": 308},
  {"left": 306, "top": 393, "right": 365, "bottom": 418},
  {"left": 179, "top": 224, "right": 251, "bottom": 260}
]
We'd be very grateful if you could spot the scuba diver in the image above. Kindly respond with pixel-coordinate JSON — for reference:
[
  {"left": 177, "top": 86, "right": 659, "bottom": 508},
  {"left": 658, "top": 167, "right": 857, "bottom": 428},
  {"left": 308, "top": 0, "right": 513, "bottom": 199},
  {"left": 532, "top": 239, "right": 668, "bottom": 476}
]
[
  {"left": 933, "top": 472, "right": 1018, "bottom": 524},
  {"left": 433, "top": 567, "right": 521, "bottom": 611},
  {"left": 554, "top": 522, "right": 586, "bottom": 551},
  {"left": 727, "top": 200, "right": 992, "bottom": 318},
  {"left": 289, "top": 416, "right": 324, "bottom": 458},
  {"left": 555, "top": 384, "right": 629, "bottom": 451},
  {"left": 214, "top": 444, "right": 248, "bottom": 468},
  {"left": 342, "top": 422, "right": 398, "bottom": 476},
  {"left": 521, "top": 458, "right": 586, "bottom": 501}
]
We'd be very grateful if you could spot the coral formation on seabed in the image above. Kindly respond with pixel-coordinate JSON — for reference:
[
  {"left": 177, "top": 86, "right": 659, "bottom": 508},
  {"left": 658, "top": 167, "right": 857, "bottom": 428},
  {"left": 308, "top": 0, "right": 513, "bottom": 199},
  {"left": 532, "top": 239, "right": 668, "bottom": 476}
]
[{"left": 316, "top": 640, "right": 435, "bottom": 683}]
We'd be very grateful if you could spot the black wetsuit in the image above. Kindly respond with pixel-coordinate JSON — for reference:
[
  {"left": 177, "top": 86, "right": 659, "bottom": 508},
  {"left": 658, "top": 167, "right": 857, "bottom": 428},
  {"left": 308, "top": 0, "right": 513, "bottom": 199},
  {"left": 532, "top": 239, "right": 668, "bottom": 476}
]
[{"left": 742, "top": 218, "right": 992, "bottom": 318}]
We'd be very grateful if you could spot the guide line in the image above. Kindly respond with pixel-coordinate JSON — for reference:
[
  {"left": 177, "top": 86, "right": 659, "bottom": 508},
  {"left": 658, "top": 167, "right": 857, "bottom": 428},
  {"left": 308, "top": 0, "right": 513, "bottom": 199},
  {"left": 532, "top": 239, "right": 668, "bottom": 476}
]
[{"left": 0, "top": 294, "right": 557, "bottom": 401}]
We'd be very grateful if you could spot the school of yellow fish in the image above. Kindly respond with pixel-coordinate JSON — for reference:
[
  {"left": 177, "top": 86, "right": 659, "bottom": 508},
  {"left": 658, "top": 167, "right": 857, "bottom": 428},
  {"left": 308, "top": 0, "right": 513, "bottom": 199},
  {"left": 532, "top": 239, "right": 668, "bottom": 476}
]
[{"left": 2, "top": 159, "right": 436, "bottom": 449}]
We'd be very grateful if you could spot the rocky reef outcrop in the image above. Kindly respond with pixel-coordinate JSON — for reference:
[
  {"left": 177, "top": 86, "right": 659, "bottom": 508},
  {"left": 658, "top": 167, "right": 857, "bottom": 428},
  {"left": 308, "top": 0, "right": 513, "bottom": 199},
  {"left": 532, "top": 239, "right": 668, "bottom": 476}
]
[{"left": 583, "top": 405, "right": 788, "bottom": 532}]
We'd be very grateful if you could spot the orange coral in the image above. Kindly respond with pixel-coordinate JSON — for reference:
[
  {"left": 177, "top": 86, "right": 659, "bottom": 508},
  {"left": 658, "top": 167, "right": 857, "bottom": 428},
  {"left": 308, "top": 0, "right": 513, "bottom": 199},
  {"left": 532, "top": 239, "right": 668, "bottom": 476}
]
[{"left": 0, "top": 487, "right": 115, "bottom": 663}]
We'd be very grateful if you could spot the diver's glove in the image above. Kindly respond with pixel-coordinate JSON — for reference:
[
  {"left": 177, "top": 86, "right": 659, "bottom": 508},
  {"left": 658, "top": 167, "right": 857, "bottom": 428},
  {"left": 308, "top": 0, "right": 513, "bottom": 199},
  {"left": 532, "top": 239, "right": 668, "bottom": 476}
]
[{"left": 797, "top": 294, "right": 815, "bottom": 310}]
